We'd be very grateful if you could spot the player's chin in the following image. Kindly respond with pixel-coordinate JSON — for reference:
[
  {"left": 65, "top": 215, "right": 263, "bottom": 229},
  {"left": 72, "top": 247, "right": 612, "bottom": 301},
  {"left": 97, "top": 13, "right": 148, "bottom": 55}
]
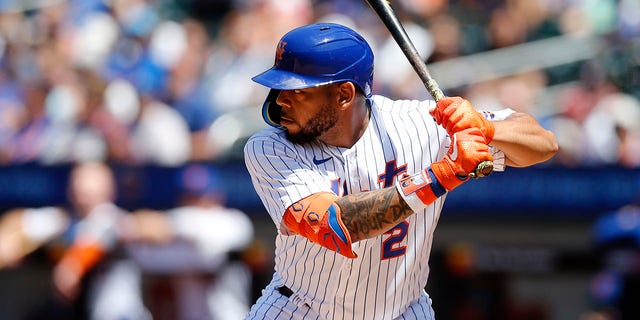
[{"left": 285, "top": 130, "right": 315, "bottom": 144}]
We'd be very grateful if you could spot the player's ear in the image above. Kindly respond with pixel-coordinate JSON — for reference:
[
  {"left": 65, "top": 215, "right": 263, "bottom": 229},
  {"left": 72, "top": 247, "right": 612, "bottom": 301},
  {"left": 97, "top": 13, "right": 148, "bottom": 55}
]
[{"left": 337, "top": 82, "right": 356, "bottom": 108}]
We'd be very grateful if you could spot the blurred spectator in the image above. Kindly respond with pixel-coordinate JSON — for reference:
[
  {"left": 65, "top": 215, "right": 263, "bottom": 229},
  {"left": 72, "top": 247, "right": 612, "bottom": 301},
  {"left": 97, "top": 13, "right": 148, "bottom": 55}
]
[
  {"left": 487, "top": 5, "right": 529, "bottom": 49},
  {"left": 99, "top": 77, "right": 192, "bottom": 166},
  {"left": 582, "top": 92, "right": 640, "bottom": 166},
  {"left": 400, "top": 0, "right": 448, "bottom": 18},
  {"left": 162, "top": 19, "right": 221, "bottom": 160},
  {"left": 588, "top": 204, "right": 640, "bottom": 319},
  {"left": 543, "top": 84, "right": 640, "bottom": 168},
  {"left": 375, "top": 17, "right": 434, "bottom": 100},
  {"left": 127, "top": 93, "right": 192, "bottom": 166},
  {"left": 3, "top": 79, "right": 52, "bottom": 163},
  {"left": 204, "top": 0, "right": 314, "bottom": 115},
  {"left": 0, "top": 161, "right": 152, "bottom": 319},
  {"left": 426, "top": 13, "right": 462, "bottom": 63},
  {"left": 127, "top": 163, "right": 255, "bottom": 319}
]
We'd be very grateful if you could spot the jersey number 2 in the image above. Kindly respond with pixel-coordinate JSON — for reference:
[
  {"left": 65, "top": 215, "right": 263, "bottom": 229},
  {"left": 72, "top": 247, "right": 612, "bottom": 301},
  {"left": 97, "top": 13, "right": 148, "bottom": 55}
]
[{"left": 382, "top": 221, "right": 408, "bottom": 260}]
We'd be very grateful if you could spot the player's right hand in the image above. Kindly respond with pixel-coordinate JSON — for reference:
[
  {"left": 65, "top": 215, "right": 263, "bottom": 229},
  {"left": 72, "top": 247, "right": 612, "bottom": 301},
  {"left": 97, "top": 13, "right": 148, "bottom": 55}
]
[
  {"left": 431, "top": 127, "right": 492, "bottom": 191},
  {"left": 430, "top": 97, "right": 495, "bottom": 143}
]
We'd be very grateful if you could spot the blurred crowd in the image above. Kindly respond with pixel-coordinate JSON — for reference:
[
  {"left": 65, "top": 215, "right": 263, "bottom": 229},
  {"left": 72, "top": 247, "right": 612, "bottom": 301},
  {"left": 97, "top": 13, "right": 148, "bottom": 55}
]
[{"left": 0, "top": 0, "right": 638, "bottom": 168}]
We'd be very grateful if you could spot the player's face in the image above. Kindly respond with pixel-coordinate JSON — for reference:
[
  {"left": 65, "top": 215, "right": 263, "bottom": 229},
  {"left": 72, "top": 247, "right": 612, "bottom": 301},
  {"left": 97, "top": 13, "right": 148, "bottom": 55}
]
[{"left": 276, "top": 85, "right": 340, "bottom": 144}]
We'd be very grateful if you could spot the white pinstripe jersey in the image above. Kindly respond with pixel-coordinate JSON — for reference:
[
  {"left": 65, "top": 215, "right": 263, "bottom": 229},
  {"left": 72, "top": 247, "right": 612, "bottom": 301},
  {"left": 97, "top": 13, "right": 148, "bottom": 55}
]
[{"left": 244, "top": 95, "right": 509, "bottom": 320}]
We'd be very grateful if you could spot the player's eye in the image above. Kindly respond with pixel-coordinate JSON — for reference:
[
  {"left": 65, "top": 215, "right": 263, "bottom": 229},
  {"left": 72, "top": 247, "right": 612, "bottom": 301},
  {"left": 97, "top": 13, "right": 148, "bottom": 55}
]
[{"left": 293, "top": 89, "right": 302, "bottom": 94}]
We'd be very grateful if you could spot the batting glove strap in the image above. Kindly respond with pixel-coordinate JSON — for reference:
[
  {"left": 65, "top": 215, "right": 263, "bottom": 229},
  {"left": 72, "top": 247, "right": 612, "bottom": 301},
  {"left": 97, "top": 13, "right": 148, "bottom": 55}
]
[
  {"left": 427, "top": 168, "right": 447, "bottom": 197},
  {"left": 395, "top": 168, "right": 448, "bottom": 212},
  {"left": 430, "top": 158, "right": 469, "bottom": 191}
]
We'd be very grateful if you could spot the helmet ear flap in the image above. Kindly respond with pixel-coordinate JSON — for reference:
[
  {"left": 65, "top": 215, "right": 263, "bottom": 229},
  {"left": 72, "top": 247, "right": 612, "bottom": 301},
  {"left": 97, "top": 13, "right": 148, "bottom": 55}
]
[{"left": 262, "top": 89, "right": 283, "bottom": 128}]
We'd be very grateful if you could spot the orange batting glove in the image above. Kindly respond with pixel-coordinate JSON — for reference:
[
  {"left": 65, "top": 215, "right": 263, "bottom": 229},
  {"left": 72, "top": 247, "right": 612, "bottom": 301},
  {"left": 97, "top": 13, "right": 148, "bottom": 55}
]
[
  {"left": 430, "top": 97, "right": 495, "bottom": 143},
  {"left": 397, "top": 128, "right": 492, "bottom": 210},
  {"left": 431, "top": 127, "right": 493, "bottom": 190}
]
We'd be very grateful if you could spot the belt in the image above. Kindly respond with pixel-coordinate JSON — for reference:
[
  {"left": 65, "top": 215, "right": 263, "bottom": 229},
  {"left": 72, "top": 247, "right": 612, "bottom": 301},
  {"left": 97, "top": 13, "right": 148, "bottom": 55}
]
[{"left": 277, "top": 285, "right": 294, "bottom": 298}]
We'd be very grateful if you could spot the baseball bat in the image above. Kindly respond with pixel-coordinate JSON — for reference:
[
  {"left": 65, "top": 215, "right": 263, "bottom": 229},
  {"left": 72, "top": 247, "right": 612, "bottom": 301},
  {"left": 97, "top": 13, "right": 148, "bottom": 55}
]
[{"left": 364, "top": 0, "right": 493, "bottom": 178}]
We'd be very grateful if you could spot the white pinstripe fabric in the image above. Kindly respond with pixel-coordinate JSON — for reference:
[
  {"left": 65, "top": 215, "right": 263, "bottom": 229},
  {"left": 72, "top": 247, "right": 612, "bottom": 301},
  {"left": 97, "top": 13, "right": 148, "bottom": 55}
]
[
  {"left": 244, "top": 95, "right": 509, "bottom": 320},
  {"left": 244, "top": 283, "right": 435, "bottom": 320}
]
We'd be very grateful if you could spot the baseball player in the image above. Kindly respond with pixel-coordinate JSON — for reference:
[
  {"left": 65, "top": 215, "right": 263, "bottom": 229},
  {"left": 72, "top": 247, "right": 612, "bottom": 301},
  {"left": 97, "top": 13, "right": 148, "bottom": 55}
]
[{"left": 243, "top": 23, "right": 557, "bottom": 320}]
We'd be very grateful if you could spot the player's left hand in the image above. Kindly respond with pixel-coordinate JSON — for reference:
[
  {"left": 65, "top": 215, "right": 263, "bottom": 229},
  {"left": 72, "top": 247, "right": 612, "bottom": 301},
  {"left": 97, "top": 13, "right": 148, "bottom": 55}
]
[
  {"left": 431, "top": 127, "right": 493, "bottom": 191},
  {"left": 430, "top": 97, "right": 495, "bottom": 143}
]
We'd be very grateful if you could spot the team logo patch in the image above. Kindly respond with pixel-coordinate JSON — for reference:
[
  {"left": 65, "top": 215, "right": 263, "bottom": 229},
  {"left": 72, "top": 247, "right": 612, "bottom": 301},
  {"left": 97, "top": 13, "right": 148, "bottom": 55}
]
[
  {"left": 449, "top": 133, "right": 459, "bottom": 161},
  {"left": 275, "top": 41, "right": 287, "bottom": 65},
  {"left": 399, "top": 171, "right": 430, "bottom": 195},
  {"left": 313, "top": 156, "right": 332, "bottom": 165},
  {"left": 482, "top": 110, "right": 496, "bottom": 120}
]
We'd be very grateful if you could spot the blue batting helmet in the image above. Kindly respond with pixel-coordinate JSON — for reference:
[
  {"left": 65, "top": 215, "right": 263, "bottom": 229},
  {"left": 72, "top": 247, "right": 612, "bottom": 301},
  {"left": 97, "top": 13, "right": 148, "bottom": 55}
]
[{"left": 252, "top": 23, "right": 374, "bottom": 127}]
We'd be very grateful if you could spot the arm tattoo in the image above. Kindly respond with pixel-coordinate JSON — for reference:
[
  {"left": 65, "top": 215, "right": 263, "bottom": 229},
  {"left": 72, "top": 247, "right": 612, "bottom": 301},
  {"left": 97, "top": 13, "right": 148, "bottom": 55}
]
[{"left": 335, "top": 187, "right": 414, "bottom": 242}]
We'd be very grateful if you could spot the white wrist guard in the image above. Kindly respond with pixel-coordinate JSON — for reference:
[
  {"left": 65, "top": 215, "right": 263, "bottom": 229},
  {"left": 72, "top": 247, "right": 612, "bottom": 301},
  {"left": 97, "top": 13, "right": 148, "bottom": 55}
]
[{"left": 395, "top": 168, "right": 447, "bottom": 212}]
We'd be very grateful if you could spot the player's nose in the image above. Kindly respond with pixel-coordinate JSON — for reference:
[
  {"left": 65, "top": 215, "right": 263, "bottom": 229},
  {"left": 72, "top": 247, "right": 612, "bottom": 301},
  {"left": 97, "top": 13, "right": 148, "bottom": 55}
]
[{"left": 275, "top": 90, "right": 293, "bottom": 108}]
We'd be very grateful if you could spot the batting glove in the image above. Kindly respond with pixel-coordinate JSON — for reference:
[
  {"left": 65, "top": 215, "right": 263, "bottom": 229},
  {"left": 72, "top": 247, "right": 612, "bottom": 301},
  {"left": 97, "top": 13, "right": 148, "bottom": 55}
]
[
  {"left": 432, "top": 127, "right": 492, "bottom": 190},
  {"left": 430, "top": 97, "right": 495, "bottom": 143},
  {"left": 396, "top": 128, "right": 492, "bottom": 212}
]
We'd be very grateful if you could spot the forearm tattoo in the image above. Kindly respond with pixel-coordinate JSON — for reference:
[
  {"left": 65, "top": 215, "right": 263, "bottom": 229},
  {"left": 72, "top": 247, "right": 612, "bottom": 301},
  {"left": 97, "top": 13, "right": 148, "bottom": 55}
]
[{"left": 336, "top": 187, "right": 414, "bottom": 242}]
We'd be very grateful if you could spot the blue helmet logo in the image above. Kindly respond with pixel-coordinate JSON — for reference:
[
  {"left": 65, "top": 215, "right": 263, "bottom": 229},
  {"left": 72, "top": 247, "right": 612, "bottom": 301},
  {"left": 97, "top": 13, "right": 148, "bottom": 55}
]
[{"left": 252, "top": 23, "right": 374, "bottom": 127}]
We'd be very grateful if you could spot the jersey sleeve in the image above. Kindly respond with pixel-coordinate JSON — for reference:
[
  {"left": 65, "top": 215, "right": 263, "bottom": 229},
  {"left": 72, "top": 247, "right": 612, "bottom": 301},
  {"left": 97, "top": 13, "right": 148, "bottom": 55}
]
[
  {"left": 481, "top": 108, "right": 515, "bottom": 172},
  {"left": 244, "top": 130, "right": 335, "bottom": 230}
]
